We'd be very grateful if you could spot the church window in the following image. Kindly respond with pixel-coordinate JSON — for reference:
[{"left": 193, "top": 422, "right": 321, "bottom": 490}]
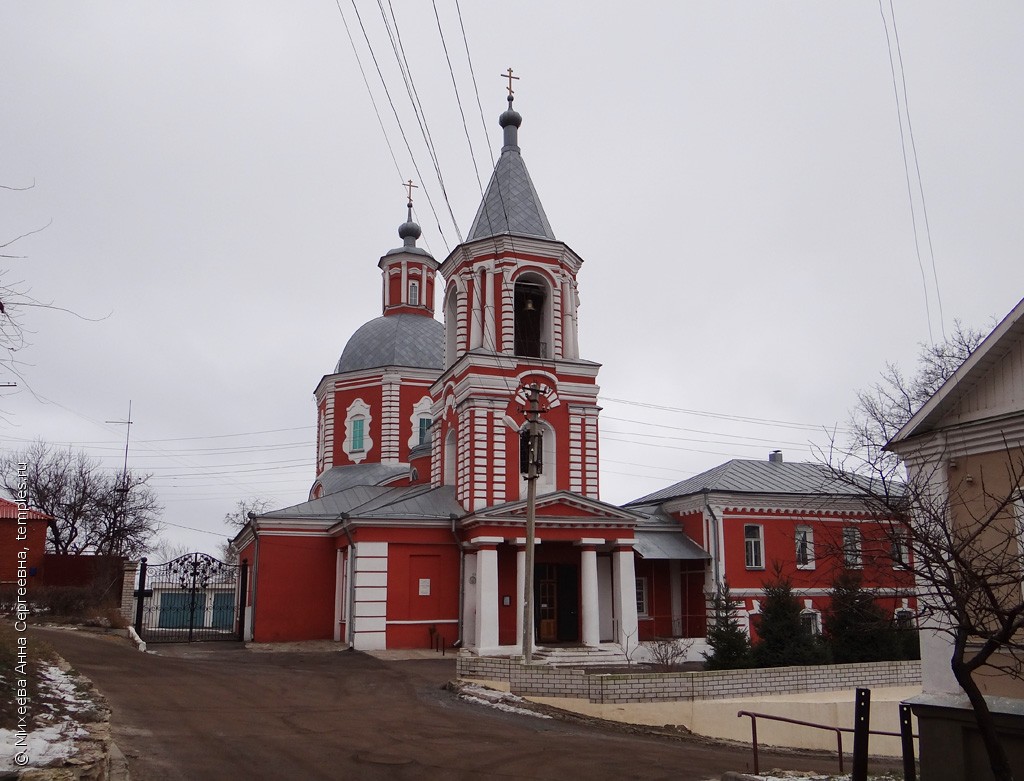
[
  {"left": 409, "top": 281, "right": 419, "bottom": 306},
  {"left": 444, "top": 429, "right": 457, "bottom": 485},
  {"left": 800, "top": 610, "right": 821, "bottom": 636},
  {"left": 408, "top": 397, "right": 433, "bottom": 450},
  {"left": 635, "top": 577, "right": 649, "bottom": 617},
  {"left": 843, "top": 527, "right": 862, "bottom": 569},
  {"left": 342, "top": 399, "right": 373, "bottom": 464},
  {"left": 744, "top": 525, "right": 764, "bottom": 569},
  {"left": 795, "top": 526, "right": 814, "bottom": 569},
  {"left": 514, "top": 277, "right": 548, "bottom": 358}
]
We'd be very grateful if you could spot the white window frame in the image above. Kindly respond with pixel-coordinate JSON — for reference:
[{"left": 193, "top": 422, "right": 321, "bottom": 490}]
[
  {"left": 795, "top": 525, "right": 815, "bottom": 570},
  {"left": 744, "top": 524, "right": 765, "bottom": 570},
  {"left": 407, "top": 396, "right": 433, "bottom": 449},
  {"left": 342, "top": 398, "right": 373, "bottom": 464},
  {"left": 635, "top": 576, "right": 649, "bottom": 618},
  {"left": 843, "top": 526, "right": 862, "bottom": 569},
  {"left": 891, "top": 532, "right": 910, "bottom": 570},
  {"left": 409, "top": 280, "right": 420, "bottom": 306},
  {"left": 800, "top": 609, "right": 821, "bottom": 636}
]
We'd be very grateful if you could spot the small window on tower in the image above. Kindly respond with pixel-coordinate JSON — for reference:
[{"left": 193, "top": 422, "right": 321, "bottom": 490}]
[
  {"left": 418, "top": 417, "right": 431, "bottom": 445},
  {"left": 351, "top": 419, "right": 365, "bottom": 452},
  {"left": 409, "top": 281, "right": 420, "bottom": 306}
]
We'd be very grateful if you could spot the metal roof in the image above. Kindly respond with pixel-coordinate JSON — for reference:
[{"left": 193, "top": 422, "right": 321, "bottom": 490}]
[
  {"left": 628, "top": 459, "right": 872, "bottom": 505},
  {"left": 314, "top": 463, "right": 410, "bottom": 497},
  {"left": 262, "top": 484, "right": 463, "bottom": 523},
  {"left": 466, "top": 105, "right": 555, "bottom": 242},
  {"left": 634, "top": 529, "right": 708, "bottom": 560},
  {"left": 335, "top": 313, "right": 444, "bottom": 374}
]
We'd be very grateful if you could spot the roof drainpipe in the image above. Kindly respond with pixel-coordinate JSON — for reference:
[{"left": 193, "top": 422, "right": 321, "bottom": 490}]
[
  {"left": 450, "top": 513, "right": 464, "bottom": 648},
  {"left": 702, "top": 488, "right": 722, "bottom": 590},
  {"left": 340, "top": 513, "right": 356, "bottom": 650}
]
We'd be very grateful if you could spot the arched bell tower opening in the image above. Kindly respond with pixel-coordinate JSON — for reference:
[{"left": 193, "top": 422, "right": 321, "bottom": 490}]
[{"left": 514, "top": 274, "right": 549, "bottom": 358}]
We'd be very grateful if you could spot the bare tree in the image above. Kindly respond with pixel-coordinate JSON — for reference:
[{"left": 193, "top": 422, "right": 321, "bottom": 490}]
[
  {"left": 223, "top": 496, "right": 274, "bottom": 530},
  {"left": 827, "top": 325, "right": 1024, "bottom": 781},
  {"left": 0, "top": 440, "right": 162, "bottom": 557}
]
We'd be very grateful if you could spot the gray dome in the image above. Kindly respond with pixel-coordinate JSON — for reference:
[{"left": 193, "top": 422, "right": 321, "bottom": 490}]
[{"left": 335, "top": 313, "right": 444, "bottom": 374}]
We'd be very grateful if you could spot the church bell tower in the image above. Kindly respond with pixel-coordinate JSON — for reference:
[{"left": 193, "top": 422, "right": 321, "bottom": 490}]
[{"left": 431, "top": 81, "right": 602, "bottom": 511}]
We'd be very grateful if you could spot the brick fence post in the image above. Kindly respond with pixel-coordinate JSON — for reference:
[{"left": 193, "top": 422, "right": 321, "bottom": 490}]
[{"left": 120, "top": 560, "right": 139, "bottom": 624}]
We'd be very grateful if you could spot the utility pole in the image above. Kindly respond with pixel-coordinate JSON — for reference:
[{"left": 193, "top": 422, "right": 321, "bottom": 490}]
[
  {"left": 521, "top": 383, "right": 542, "bottom": 664},
  {"left": 106, "top": 400, "right": 133, "bottom": 557}
]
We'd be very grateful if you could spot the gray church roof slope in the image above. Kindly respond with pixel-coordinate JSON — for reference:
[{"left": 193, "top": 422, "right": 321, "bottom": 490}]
[
  {"left": 466, "top": 97, "right": 555, "bottom": 242},
  {"left": 628, "top": 459, "right": 875, "bottom": 505},
  {"left": 260, "top": 484, "right": 463, "bottom": 523},
  {"left": 335, "top": 313, "right": 444, "bottom": 374},
  {"left": 313, "top": 463, "right": 411, "bottom": 497}
]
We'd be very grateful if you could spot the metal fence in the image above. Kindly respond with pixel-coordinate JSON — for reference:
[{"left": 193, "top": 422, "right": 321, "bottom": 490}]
[{"left": 134, "top": 553, "right": 242, "bottom": 643}]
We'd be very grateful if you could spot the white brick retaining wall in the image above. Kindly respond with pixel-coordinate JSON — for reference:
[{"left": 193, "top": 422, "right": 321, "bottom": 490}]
[{"left": 456, "top": 654, "right": 921, "bottom": 705}]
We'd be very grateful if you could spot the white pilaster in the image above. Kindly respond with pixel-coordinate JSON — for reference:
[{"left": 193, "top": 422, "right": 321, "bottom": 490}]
[
  {"left": 473, "top": 539, "right": 501, "bottom": 651},
  {"left": 352, "top": 541, "right": 388, "bottom": 650},
  {"left": 483, "top": 266, "right": 495, "bottom": 350},
  {"left": 612, "top": 541, "right": 638, "bottom": 650}
]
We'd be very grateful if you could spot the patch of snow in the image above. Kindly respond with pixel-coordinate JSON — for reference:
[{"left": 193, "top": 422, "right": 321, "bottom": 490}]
[
  {"left": 458, "top": 684, "right": 551, "bottom": 719},
  {"left": 0, "top": 665, "right": 99, "bottom": 771},
  {"left": 0, "top": 722, "right": 87, "bottom": 770}
]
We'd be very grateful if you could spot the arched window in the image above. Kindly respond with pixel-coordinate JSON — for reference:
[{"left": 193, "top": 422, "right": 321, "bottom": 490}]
[
  {"left": 519, "top": 421, "right": 556, "bottom": 497},
  {"left": 444, "top": 429, "right": 457, "bottom": 485},
  {"left": 409, "top": 281, "right": 420, "bottom": 306},
  {"left": 514, "top": 275, "right": 548, "bottom": 358}
]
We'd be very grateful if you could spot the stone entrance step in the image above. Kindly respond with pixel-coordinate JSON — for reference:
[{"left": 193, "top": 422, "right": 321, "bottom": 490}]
[{"left": 531, "top": 644, "right": 629, "bottom": 668}]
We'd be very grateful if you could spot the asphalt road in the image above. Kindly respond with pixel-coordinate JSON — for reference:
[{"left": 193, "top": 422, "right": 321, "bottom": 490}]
[{"left": 35, "top": 628, "right": 850, "bottom": 780}]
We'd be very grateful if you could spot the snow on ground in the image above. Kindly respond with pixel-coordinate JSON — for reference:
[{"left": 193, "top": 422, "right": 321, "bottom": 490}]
[
  {"left": 0, "top": 664, "right": 99, "bottom": 771},
  {"left": 457, "top": 684, "right": 552, "bottom": 719}
]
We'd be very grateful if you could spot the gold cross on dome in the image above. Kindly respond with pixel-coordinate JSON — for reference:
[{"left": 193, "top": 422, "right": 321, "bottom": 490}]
[
  {"left": 501, "top": 67, "right": 519, "bottom": 96},
  {"left": 404, "top": 179, "right": 418, "bottom": 204}
]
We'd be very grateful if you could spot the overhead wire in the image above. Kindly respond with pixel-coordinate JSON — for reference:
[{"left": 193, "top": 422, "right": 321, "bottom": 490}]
[
  {"left": 343, "top": 0, "right": 453, "bottom": 253},
  {"left": 887, "top": 0, "right": 945, "bottom": 340},
  {"left": 878, "top": 0, "right": 939, "bottom": 344}
]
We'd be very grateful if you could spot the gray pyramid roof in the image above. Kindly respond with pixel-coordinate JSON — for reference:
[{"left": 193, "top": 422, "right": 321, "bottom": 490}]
[
  {"left": 628, "top": 459, "right": 876, "bottom": 505},
  {"left": 335, "top": 313, "right": 443, "bottom": 374},
  {"left": 466, "top": 104, "right": 555, "bottom": 241}
]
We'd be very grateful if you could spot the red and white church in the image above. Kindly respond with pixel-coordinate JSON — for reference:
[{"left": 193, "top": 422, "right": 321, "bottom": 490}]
[{"left": 232, "top": 94, "right": 912, "bottom": 655}]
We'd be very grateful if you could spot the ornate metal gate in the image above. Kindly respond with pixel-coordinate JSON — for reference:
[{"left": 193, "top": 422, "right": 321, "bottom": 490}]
[{"left": 134, "top": 553, "right": 242, "bottom": 643}]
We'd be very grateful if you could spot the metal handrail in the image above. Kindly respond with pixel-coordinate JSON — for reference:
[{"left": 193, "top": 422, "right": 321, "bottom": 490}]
[{"left": 736, "top": 709, "right": 917, "bottom": 775}]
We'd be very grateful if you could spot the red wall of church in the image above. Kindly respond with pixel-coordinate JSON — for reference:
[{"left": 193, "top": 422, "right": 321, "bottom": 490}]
[
  {"left": 385, "top": 540, "right": 460, "bottom": 648},
  {"left": 253, "top": 535, "right": 335, "bottom": 642}
]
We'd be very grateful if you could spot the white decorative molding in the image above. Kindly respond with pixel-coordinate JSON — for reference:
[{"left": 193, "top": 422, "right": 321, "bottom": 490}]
[
  {"left": 342, "top": 398, "right": 373, "bottom": 464},
  {"left": 407, "top": 395, "right": 433, "bottom": 450}
]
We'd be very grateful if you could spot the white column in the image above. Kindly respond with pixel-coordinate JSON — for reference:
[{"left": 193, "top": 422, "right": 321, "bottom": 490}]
[
  {"left": 483, "top": 266, "right": 495, "bottom": 350},
  {"left": 670, "top": 560, "right": 683, "bottom": 637},
  {"left": 612, "top": 541, "right": 639, "bottom": 651},
  {"left": 473, "top": 539, "right": 501, "bottom": 651},
  {"left": 469, "top": 270, "right": 483, "bottom": 349},
  {"left": 578, "top": 540, "right": 603, "bottom": 646}
]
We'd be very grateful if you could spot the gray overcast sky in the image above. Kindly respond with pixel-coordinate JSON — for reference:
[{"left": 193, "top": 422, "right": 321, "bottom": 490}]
[{"left": 2, "top": 2, "right": 1022, "bottom": 554}]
